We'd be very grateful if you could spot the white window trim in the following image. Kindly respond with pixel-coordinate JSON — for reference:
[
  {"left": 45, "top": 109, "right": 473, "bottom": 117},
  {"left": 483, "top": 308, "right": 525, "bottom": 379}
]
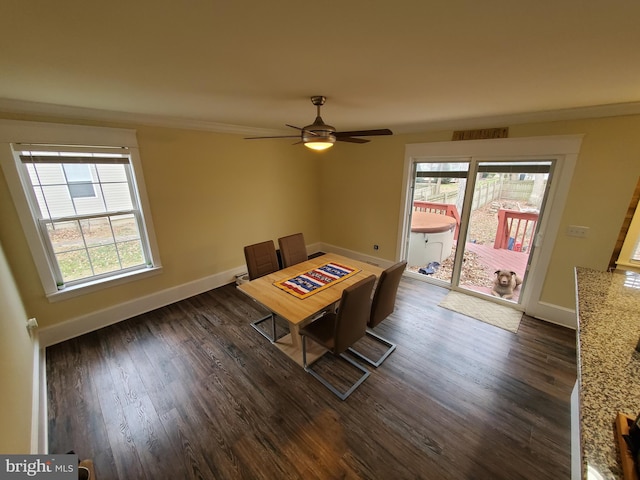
[{"left": 0, "top": 120, "right": 162, "bottom": 301}]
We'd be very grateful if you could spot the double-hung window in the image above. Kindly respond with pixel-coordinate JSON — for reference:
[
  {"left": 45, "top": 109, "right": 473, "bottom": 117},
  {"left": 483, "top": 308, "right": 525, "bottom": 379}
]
[
  {"left": 19, "top": 146, "right": 152, "bottom": 287},
  {"left": 0, "top": 120, "right": 161, "bottom": 300}
]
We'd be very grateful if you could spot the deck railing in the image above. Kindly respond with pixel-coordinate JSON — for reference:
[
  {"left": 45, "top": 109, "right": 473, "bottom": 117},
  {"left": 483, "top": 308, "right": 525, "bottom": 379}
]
[
  {"left": 493, "top": 209, "right": 539, "bottom": 252},
  {"left": 411, "top": 202, "right": 539, "bottom": 251},
  {"left": 412, "top": 201, "right": 460, "bottom": 240}
]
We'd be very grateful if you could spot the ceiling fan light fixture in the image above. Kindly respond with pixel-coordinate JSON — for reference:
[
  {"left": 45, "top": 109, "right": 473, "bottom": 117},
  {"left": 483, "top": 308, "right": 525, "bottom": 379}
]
[{"left": 304, "top": 138, "right": 335, "bottom": 151}]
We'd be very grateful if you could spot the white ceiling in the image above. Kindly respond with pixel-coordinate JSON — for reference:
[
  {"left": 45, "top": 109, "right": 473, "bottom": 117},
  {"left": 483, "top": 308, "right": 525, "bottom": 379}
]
[{"left": 2, "top": 0, "right": 640, "bottom": 136}]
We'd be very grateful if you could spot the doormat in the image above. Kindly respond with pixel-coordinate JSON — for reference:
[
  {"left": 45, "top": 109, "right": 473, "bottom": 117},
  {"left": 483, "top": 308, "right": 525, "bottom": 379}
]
[
  {"left": 438, "top": 291, "right": 522, "bottom": 333},
  {"left": 274, "top": 263, "right": 360, "bottom": 299}
]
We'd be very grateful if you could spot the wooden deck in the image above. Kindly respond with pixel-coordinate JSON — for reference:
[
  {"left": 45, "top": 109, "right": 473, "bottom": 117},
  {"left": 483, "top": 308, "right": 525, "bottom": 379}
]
[
  {"left": 408, "top": 204, "right": 532, "bottom": 302},
  {"left": 465, "top": 241, "right": 529, "bottom": 276},
  {"left": 462, "top": 242, "right": 529, "bottom": 301}
]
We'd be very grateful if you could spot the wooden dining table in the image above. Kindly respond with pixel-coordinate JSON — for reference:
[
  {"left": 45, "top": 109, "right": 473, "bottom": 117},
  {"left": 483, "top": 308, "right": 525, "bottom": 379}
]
[{"left": 237, "top": 252, "right": 384, "bottom": 366}]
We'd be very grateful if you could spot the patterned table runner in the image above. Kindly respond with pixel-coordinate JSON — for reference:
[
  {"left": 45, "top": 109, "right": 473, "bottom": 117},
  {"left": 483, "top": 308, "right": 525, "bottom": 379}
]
[{"left": 274, "top": 262, "right": 361, "bottom": 299}]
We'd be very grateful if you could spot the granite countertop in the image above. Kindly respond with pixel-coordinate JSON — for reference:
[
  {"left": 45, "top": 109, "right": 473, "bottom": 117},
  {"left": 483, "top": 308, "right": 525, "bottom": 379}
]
[{"left": 575, "top": 267, "right": 640, "bottom": 479}]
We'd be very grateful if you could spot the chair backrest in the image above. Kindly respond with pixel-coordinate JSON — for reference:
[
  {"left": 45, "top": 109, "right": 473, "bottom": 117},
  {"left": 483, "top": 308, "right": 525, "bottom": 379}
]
[
  {"left": 369, "top": 260, "right": 407, "bottom": 329},
  {"left": 278, "top": 233, "right": 308, "bottom": 268},
  {"left": 244, "top": 240, "right": 280, "bottom": 280},
  {"left": 333, "top": 275, "right": 376, "bottom": 354}
]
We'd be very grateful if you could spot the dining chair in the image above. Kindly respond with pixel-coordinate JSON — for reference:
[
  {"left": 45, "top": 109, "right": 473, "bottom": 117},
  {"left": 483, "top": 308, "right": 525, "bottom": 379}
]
[
  {"left": 244, "top": 240, "right": 283, "bottom": 342},
  {"left": 278, "top": 233, "right": 308, "bottom": 268},
  {"left": 299, "top": 274, "right": 376, "bottom": 400},
  {"left": 348, "top": 260, "right": 406, "bottom": 367}
]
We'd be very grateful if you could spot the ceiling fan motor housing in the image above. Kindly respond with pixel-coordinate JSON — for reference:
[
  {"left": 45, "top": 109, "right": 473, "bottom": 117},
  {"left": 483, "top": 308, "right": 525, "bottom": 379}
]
[{"left": 303, "top": 126, "right": 336, "bottom": 143}]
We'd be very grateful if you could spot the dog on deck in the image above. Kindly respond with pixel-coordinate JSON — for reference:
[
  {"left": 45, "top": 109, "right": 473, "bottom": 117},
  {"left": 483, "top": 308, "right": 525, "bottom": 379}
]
[{"left": 491, "top": 270, "right": 522, "bottom": 299}]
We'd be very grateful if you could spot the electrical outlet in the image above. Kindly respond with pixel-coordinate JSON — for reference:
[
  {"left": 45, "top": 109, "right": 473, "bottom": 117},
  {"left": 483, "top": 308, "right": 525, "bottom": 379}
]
[{"left": 567, "top": 225, "right": 589, "bottom": 238}]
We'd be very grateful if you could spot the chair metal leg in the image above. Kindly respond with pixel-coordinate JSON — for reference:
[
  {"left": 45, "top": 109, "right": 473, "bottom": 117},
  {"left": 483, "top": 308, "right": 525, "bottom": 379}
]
[
  {"left": 348, "top": 329, "right": 397, "bottom": 368},
  {"left": 302, "top": 336, "right": 371, "bottom": 401},
  {"left": 251, "top": 313, "right": 278, "bottom": 342}
]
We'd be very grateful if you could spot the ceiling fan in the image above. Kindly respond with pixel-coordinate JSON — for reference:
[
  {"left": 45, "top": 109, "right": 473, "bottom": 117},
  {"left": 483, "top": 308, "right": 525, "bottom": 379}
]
[{"left": 245, "top": 96, "right": 393, "bottom": 151}]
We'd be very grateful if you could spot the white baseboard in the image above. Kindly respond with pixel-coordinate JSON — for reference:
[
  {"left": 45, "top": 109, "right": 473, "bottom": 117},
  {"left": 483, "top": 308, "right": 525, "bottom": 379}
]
[
  {"left": 27, "top": 330, "right": 48, "bottom": 454},
  {"left": 37, "top": 346, "right": 47, "bottom": 454},
  {"left": 38, "top": 265, "right": 248, "bottom": 348},
  {"left": 30, "top": 331, "right": 41, "bottom": 453},
  {"left": 37, "top": 245, "right": 383, "bottom": 347},
  {"left": 38, "top": 244, "right": 327, "bottom": 347},
  {"left": 38, "top": 244, "right": 575, "bottom": 349},
  {"left": 527, "top": 301, "right": 577, "bottom": 329}
]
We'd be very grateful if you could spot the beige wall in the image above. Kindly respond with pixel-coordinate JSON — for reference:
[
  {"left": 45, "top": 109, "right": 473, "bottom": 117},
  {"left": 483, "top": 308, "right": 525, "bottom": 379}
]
[
  {"left": 1, "top": 112, "right": 639, "bottom": 337},
  {"left": 319, "top": 130, "right": 449, "bottom": 258},
  {"left": 512, "top": 117, "right": 640, "bottom": 306},
  {"left": 320, "top": 115, "right": 640, "bottom": 310},
  {"left": 0, "top": 116, "right": 321, "bottom": 330},
  {"left": 0, "top": 242, "right": 35, "bottom": 453}
]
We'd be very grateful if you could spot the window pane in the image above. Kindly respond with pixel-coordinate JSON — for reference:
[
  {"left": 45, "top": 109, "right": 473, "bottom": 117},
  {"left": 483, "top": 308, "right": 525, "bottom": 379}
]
[
  {"left": 111, "top": 214, "right": 139, "bottom": 241},
  {"left": 63, "top": 164, "right": 92, "bottom": 182},
  {"left": 32, "top": 186, "right": 49, "bottom": 219},
  {"left": 81, "top": 217, "right": 114, "bottom": 247},
  {"left": 118, "top": 240, "right": 145, "bottom": 268},
  {"left": 68, "top": 183, "right": 96, "bottom": 198},
  {"left": 72, "top": 185, "right": 106, "bottom": 215},
  {"left": 46, "top": 221, "right": 84, "bottom": 253},
  {"left": 102, "top": 182, "right": 133, "bottom": 211},
  {"left": 96, "top": 164, "right": 127, "bottom": 182},
  {"left": 25, "top": 164, "right": 40, "bottom": 185},
  {"left": 55, "top": 250, "right": 92, "bottom": 282},
  {"left": 33, "top": 163, "right": 65, "bottom": 185},
  {"left": 112, "top": 215, "right": 144, "bottom": 268},
  {"left": 41, "top": 185, "right": 75, "bottom": 217},
  {"left": 88, "top": 245, "right": 121, "bottom": 275}
]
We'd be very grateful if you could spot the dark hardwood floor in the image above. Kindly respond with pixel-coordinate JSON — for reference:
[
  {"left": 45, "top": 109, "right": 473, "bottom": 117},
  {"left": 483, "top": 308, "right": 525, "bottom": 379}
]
[{"left": 46, "top": 276, "right": 577, "bottom": 480}]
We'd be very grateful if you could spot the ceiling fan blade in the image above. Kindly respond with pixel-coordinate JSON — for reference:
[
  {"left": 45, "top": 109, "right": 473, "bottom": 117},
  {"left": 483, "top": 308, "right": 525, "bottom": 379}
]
[
  {"left": 336, "top": 137, "right": 370, "bottom": 144},
  {"left": 245, "top": 124, "right": 308, "bottom": 140},
  {"left": 244, "top": 135, "right": 300, "bottom": 140},
  {"left": 334, "top": 128, "right": 393, "bottom": 138}
]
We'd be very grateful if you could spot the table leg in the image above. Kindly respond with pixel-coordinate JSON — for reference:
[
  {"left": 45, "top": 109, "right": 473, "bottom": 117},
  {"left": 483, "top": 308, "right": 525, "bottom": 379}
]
[
  {"left": 274, "top": 322, "right": 326, "bottom": 367},
  {"left": 289, "top": 323, "right": 301, "bottom": 348}
]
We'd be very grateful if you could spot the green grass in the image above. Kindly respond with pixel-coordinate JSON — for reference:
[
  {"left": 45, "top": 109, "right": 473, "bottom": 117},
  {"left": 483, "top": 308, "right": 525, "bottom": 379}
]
[{"left": 56, "top": 240, "right": 144, "bottom": 283}]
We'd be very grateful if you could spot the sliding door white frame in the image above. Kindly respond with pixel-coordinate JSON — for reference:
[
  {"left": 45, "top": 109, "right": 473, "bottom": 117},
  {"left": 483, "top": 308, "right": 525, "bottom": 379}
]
[{"left": 399, "top": 135, "right": 583, "bottom": 324}]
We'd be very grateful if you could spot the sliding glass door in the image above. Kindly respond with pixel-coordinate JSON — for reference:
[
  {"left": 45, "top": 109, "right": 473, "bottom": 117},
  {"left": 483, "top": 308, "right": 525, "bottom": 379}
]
[{"left": 405, "top": 158, "right": 554, "bottom": 304}]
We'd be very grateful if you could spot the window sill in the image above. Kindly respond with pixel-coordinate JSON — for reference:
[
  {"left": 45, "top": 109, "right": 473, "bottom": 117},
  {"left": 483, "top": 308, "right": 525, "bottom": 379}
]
[
  {"left": 615, "top": 260, "right": 640, "bottom": 274},
  {"left": 46, "top": 266, "right": 163, "bottom": 303}
]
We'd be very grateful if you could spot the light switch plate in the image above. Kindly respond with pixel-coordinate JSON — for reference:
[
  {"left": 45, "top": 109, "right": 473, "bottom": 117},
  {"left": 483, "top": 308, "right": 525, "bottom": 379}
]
[{"left": 567, "top": 225, "right": 589, "bottom": 238}]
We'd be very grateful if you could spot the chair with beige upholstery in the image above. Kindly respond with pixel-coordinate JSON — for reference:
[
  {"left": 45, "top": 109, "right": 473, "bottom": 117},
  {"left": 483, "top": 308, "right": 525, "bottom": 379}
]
[
  {"left": 299, "top": 275, "right": 376, "bottom": 400},
  {"left": 244, "top": 240, "right": 283, "bottom": 341},
  {"left": 278, "top": 233, "right": 308, "bottom": 268},
  {"left": 348, "top": 260, "right": 406, "bottom": 367}
]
